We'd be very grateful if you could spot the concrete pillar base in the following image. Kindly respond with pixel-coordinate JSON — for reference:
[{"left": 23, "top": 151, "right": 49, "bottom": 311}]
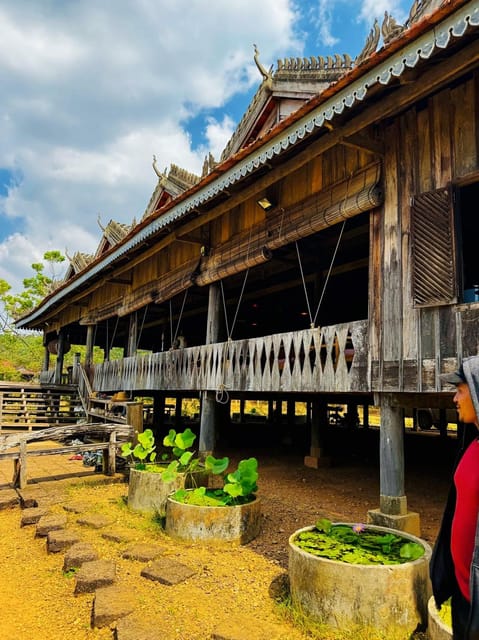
[
  {"left": 367, "top": 508, "right": 421, "bottom": 537},
  {"left": 304, "top": 455, "right": 331, "bottom": 468}
]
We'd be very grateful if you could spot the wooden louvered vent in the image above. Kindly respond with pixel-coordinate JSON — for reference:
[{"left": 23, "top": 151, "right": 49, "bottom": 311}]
[{"left": 410, "top": 187, "right": 456, "bottom": 307}]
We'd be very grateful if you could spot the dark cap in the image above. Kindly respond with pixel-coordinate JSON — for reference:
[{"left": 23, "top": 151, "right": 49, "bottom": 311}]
[{"left": 441, "top": 365, "right": 466, "bottom": 385}]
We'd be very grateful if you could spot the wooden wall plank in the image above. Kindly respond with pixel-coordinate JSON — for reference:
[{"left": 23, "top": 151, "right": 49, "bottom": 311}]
[
  {"left": 399, "top": 109, "right": 419, "bottom": 389},
  {"left": 431, "top": 88, "right": 453, "bottom": 189},
  {"left": 416, "top": 106, "right": 432, "bottom": 193},
  {"left": 451, "top": 77, "right": 477, "bottom": 176},
  {"left": 382, "top": 122, "right": 402, "bottom": 371}
]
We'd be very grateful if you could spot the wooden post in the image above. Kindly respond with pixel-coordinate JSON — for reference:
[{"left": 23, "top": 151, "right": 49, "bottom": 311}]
[
  {"left": 152, "top": 392, "right": 165, "bottom": 439},
  {"left": 367, "top": 393, "right": 420, "bottom": 535},
  {"left": 54, "top": 331, "right": 66, "bottom": 385},
  {"left": 175, "top": 396, "right": 182, "bottom": 428},
  {"left": 42, "top": 332, "right": 50, "bottom": 377},
  {"left": 126, "top": 402, "right": 144, "bottom": 443},
  {"left": 85, "top": 325, "right": 95, "bottom": 367},
  {"left": 127, "top": 312, "right": 138, "bottom": 357},
  {"left": 287, "top": 399, "right": 295, "bottom": 426},
  {"left": 18, "top": 439, "right": 27, "bottom": 489},
  {"left": 104, "top": 430, "right": 117, "bottom": 476},
  {"left": 239, "top": 397, "right": 245, "bottom": 423},
  {"left": 199, "top": 282, "right": 222, "bottom": 455},
  {"left": 268, "top": 399, "right": 274, "bottom": 422},
  {"left": 363, "top": 403, "right": 370, "bottom": 428},
  {"left": 304, "top": 399, "right": 331, "bottom": 468}
]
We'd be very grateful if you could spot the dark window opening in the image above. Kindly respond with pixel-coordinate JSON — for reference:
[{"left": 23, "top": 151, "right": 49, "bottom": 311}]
[{"left": 457, "top": 182, "right": 479, "bottom": 302}]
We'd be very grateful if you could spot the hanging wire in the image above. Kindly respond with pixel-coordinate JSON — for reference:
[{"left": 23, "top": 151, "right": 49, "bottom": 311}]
[
  {"left": 136, "top": 304, "right": 148, "bottom": 350},
  {"left": 108, "top": 316, "right": 119, "bottom": 354},
  {"left": 217, "top": 268, "right": 250, "bottom": 404},
  {"left": 295, "top": 219, "right": 347, "bottom": 329},
  {"left": 168, "top": 290, "right": 189, "bottom": 349},
  {"left": 312, "top": 219, "right": 347, "bottom": 327},
  {"left": 172, "top": 289, "right": 188, "bottom": 346},
  {"left": 296, "top": 241, "right": 314, "bottom": 328}
]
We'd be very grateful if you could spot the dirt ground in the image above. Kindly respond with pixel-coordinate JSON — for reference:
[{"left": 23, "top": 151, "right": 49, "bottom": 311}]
[{"left": 0, "top": 430, "right": 455, "bottom": 640}]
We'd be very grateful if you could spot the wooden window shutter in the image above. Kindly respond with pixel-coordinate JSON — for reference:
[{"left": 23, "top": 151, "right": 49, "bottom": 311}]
[{"left": 410, "top": 187, "right": 457, "bottom": 307}]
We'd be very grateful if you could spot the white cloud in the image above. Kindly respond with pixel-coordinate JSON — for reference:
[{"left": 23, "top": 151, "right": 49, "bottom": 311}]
[
  {"left": 0, "top": 0, "right": 303, "bottom": 292},
  {"left": 316, "top": 1, "right": 340, "bottom": 47},
  {"left": 358, "top": 0, "right": 408, "bottom": 26},
  {"left": 203, "top": 116, "right": 237, "bottom": 162}
]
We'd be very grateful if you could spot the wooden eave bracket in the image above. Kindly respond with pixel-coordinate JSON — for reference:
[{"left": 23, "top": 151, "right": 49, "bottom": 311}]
[
  {"left": 338, "top": 133, "right": 384, "bottom": 157},
  {"left": 175, "top": 231, "right": 203, "bottom": 246},
  {"left": 107, "top": 277, "right": 132, "bottom": 285}
]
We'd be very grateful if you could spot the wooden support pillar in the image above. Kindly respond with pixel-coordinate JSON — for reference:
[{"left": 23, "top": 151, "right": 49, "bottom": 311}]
[
  {"left": 287, "top": 399, "right": 295, "bottom": 425},
  {"left": 85, "top": 325, "right": 95, "bottom": 367},
  {"left": 127, "top": 312, "right": 138, "bottom": 357},
  {"left": 104, "top": 319, "right": 111, "bottom": 362},
  {"left": 199, "top": 282, "right": 222, "bottom": 456},
  {"left": 239, "top": 397, "right": 245, "bottom": 424},
  {"left": 54, "top": 331, "right": 66, "bottom": 385},
  {"left": 152, "top": 392, "right": 165, "bottom": 439},
  {"left": 42, "top": 332, "right": 50, "bottom": 375},
  {"left": 42, "top": 347, "right": 50, "bottom": 378},
  {"left": 304, "top": 399, "right": 331, "bottom": 468},
  {"left": 367, "top": 394, "right": 420, "bottom": 535},
  {"left": 126, "top": 402, "right": 144, "bottom": 442},
  {"left": 268, "top": 399, "right": 274, "bottom": 422},
  {"left": 363, "top": 403, "right": 370, "bottom": 429},
  {"left": 175, "top": 396, "right": 182, "bottom": 428},
  {"left": 274, "top": 399, "right": 283, "bottom": 424}
]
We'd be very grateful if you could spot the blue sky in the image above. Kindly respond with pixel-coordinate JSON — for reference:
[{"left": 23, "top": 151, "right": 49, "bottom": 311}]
[{"left": 0, "top": 0, "right": 410, "bottom": 292}]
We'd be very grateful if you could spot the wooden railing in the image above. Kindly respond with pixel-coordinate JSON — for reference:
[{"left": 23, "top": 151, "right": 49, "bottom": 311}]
[{"left": 92, "top": 320, "right": 369, "bottom": 395}]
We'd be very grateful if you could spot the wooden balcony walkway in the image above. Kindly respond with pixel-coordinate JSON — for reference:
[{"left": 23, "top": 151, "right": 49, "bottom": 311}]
[{"left": 92, "top": 321, "right": 368, "bottom": 395}]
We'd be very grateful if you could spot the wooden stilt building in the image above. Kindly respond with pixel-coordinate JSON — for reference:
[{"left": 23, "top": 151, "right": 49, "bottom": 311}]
[{"left": 16, "top": 0, "right": 479, "bottom": 533}]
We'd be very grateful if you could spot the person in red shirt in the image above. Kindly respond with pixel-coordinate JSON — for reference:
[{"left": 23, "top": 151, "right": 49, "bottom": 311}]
[{"left": 431, "top": 356, "right": 479, "bottom": 639}]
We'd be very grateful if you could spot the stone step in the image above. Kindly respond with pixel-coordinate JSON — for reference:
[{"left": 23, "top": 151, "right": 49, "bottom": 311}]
[
  {"left": 63, "top": 542, "right": 99, "bottom": 571},
  {"left": 35, "top": 514, "right": 67, "bottom": 537},
  {"left": 122, "top": 543, "right": 164, "bottom": 562},
  {"left": 47, "top": 529, "right": 81, "bottom": 553},
  {"left": 92, "top": 585, "right": 136, "bottom": 628},
  {"left": 74, "top": 559, "right": 116, "bottom": 594},
  {"left": 140, "top": 557, "right": 196, "bottom": 586},
  {"left": 20, "top": 506, "right": 48, "bottom": 526}
]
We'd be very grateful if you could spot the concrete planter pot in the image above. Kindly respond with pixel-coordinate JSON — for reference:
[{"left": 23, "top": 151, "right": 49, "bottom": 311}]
[
  {"left": 127, "top": 467, "right": 207, "bottom": 516},
  {"left": 288, "top": 523, "right": 432, "bottom": 637},
  {"left": 427, "top": 596, "right": 452, "bottom": 640},
  {"left": 165, "top": 492, "right": 261, "bottom": 545}
]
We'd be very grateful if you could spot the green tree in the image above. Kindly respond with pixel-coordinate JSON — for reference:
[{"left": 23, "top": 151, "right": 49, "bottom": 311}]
[{"left": 0, "top": 251, "right": 65, "bottom": 327}]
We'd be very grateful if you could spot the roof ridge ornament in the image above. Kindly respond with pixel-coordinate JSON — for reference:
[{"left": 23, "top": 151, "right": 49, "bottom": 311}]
[
  {"left": 407, "top": 0, "right": 445, "bottom": 26},
  {"left": 277, "top": 53, "right": 353, "bottom": 72},
  {"left": 97, "top": 213, "right": 105, "bottom": 232},
  {"left": 202, "top": 152, "right": 218, "bottom": 178},
  {"left": 382, "top": 11, "right": 405, "bottom": 45},
  {"left": 253, "top": 44, "right": 273, "bottom": 85},
  {"left": 152, "top": 154, "right": 167, "bottom": 181},
  {"left": 355, "top": 18, "right": 381, "bottom": 66}
]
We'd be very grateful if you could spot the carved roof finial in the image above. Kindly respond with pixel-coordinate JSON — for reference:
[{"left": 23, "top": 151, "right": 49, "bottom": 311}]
[
  {"left": 381, "top": 11, "right": 405, "bottom": 44},
  {"left": 355, "top": 19, "right": 381, "bottom": 66},
  {"left": 97, "top": 213, "right": 105, "bottom": 232},
  {"left": 65, "top": 247, "right": 73, "bottom": 263},
  {"left": 152, "top": 154, "right": 167, "bottom": 179},
  {"left": 253, "top": 44, "right": 273, "bottom": 83}
]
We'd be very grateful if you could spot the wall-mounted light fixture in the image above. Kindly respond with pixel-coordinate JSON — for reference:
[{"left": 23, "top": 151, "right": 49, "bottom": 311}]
[{"left": 256, "top": 197, "right": 275, "bottom": 212}]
